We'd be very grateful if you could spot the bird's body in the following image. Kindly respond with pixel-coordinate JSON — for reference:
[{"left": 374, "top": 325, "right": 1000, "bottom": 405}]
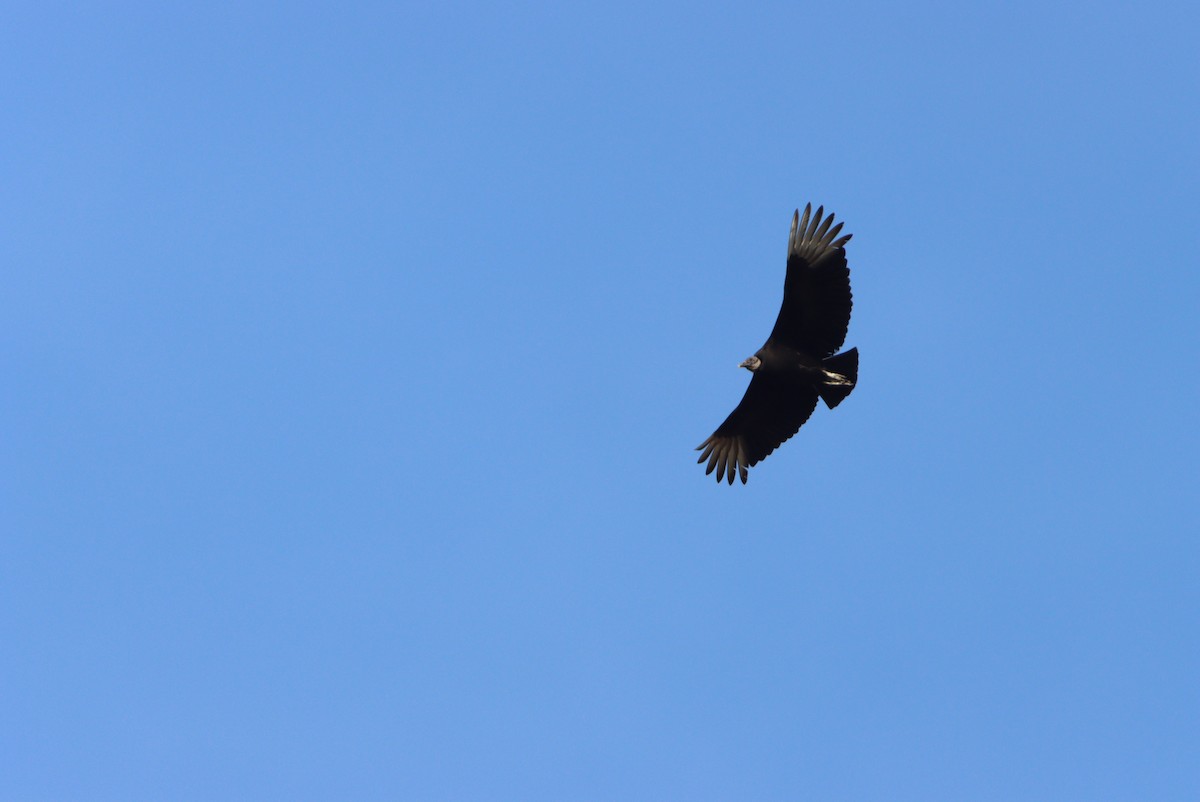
[
  {"left": 697, "top": 204, "right": 858, "bottom": 484},
  {"left": 751, "top": 341, "right": 829, "bottom": 376}
]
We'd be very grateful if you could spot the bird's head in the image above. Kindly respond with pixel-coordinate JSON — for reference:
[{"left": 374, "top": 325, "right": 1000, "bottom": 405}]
[{"left": 739, "top": 355, "right": 761, "bottom": 372}]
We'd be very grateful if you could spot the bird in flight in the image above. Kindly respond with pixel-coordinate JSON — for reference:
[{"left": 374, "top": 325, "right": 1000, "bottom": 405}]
[{"left": 697, "top": 204, "right": 858, "bottom": 484}]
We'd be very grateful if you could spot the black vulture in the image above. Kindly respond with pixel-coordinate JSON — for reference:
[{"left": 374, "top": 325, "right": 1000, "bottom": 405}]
[{"left": 696, "top": 204, "right": 858, "bottom": 484}]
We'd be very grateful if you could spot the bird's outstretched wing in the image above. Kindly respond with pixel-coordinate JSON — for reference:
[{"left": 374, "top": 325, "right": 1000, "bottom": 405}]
[
  {"left": 695, "top": 374, "right": 819, "bottom": 484},
  {"left": 767, "top": 204, "right": 853, "bottom": 357}
]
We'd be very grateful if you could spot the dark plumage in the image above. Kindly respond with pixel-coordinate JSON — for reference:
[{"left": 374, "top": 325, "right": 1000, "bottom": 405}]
[{"left": 696, "top": 204, "right": 858, "bottom": 484}]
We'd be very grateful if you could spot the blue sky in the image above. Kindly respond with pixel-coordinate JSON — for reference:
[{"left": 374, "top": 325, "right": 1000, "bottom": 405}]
[{"left": 3, "top": 2, "right": 1197, "bottom": 799}]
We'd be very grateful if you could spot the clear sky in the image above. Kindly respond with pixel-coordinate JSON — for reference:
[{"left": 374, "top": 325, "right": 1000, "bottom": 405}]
[{"left": 3, "top": 2, "right": 1197, "bottom": 800}]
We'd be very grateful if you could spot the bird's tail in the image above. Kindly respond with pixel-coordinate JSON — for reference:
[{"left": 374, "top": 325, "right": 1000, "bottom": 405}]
[{"left": 818, "top": 348, "right": 858, "bottom": 409}]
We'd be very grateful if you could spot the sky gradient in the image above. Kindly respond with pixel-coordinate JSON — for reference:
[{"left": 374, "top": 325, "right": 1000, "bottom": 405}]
[{"left": 3, "top": 2, "right": 1198, "bottom": 800}]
